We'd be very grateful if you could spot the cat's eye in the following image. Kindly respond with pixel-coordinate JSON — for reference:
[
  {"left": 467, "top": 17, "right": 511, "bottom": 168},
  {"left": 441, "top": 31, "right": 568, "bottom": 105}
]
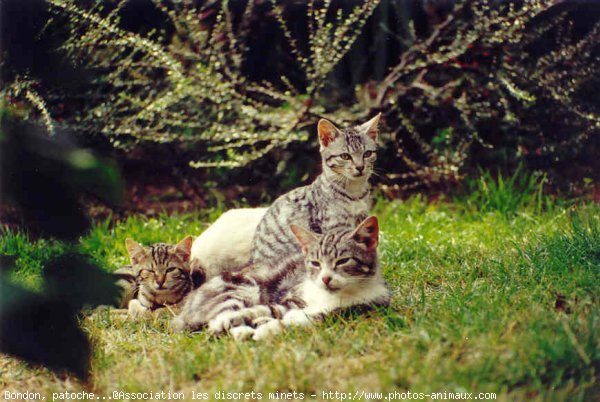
[
  {"left": 340, "top": 153, "right": 351, "bottom": 160},
  {"left": 335, "top": 257, "right": 351, "bottom": 266},
  {"left": 166, "top": 267, "right": 177, "bottom": 274},
  {"left": 363, "top": 150, "right": 374, "bottom": 158},
  {"left": 310, "top": 261, "right": 321, "bottom": 268}
]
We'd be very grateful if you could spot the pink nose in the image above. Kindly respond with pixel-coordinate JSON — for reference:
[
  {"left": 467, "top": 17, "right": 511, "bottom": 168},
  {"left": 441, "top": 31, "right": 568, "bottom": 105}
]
[{"left": 322, "top": 276, "right": 332, "bottom": 286}]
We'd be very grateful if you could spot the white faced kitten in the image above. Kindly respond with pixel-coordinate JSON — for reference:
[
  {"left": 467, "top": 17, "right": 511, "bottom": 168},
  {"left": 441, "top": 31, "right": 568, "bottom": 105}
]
[
  {"left": 172, "top": 216, "right": 390, "bottom": 340},
  {"left": 250, "top": 114, "right": 382, "bottom": 281}
]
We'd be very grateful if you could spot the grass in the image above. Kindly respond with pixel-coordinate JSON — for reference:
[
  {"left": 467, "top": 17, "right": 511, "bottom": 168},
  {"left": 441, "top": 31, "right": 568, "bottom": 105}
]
[{"left": 1, "top": 195, "right": 598, "bottom": 401}]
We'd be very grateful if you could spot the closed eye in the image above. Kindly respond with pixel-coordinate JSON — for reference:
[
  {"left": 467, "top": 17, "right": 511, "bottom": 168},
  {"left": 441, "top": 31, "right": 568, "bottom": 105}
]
[
  {"left": 339, "top": 153, "right": 351, "bottom": 160},
  {"left": 165, "top": 267, "right": 177, "bottom": 274},
  {"left": 335, "top": 257, "right": 351, "bottom": 266},
  {"left": 310, "top": 261, "right": 321, "bottom": 268}
]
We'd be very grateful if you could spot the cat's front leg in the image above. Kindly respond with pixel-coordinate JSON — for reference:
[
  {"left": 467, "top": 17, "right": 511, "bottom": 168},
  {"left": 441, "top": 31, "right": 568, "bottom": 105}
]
[
  {"left": 208, "top": 305, "right": 274, "bottom": 334},
  {"left": 252, "top": 309, "right": 315, "bottom": 341},
  {"left": 128, "top": 299, "right": 151, "bottom": 318},
  {"left": 229, "top": 325, "right": 255, "bottom": 341}
]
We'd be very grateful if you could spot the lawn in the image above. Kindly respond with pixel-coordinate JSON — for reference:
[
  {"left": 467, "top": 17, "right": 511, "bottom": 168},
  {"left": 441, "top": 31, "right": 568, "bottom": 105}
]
[{"left": 1, "top": 196, "right": 598, "bottom": 401}]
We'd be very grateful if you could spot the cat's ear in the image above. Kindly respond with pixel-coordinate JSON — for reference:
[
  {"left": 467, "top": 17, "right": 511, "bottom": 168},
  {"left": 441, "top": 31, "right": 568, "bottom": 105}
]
[
  {"left": 351, "top": 216, "right": 379, "bottom": 251},
  {"left": 290, "top": 224, "right": 318, "bottom": 254},
  {"left": 125, "top": 239, "right": 147, "bottom": 265},
  {"left": 174, "top": 235, "right": 193, "bottom": 262},
  {"left": 317, "top": 119, "right": 341, "bottom": 147},
  {"left": 358, "top": 112, "right": 381, "bottom": 141}
]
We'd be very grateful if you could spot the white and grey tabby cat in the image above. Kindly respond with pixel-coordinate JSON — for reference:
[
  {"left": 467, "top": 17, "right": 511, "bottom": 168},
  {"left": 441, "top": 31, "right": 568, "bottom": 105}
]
[
  {"left": 249, "top": 114, "right": 381, "bottom": 281},
  {"left": 115, "top": 236, "right": 204, "bottom": 317},
  {"left": 172, "top": 216, "right": 389, "bottom": 340}
]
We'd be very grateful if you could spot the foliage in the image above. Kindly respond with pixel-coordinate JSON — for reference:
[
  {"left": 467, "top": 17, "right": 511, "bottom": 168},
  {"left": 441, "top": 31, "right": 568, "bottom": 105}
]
[
  {"left": 371, "top": 0, "right": 600, "bottom": 193},
  {"left": 45, "top": 0, "right": 378, "bottom": 168},
  {"left": 1, "top": 199, "right": 598, "bottom": 399},
  {"left": 0, "top": 107, "right": 123, "bottom": 379},
  {"left": 4, "top": 0, "right": 597, "bottom": 195},
  {"left": 458, "top": 164, "right": 549, "bottom": 217}
]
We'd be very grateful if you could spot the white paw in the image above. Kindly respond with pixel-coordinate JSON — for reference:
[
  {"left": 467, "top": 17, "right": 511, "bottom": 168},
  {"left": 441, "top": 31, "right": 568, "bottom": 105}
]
[
  {"left": 208, "top": 311, "right": 244, "bottom": 334},
  {"left": 128, "top": 299, "right": 150, "bottom": 319},
  {"left": 282, "top": 309, "right": 310, "bottom": 324},
  {"left": 229, "top": 326, "right": 255, "bottom": 341},
  {"left": 252, "top": 320, "right": 283, "bottom": 341}
]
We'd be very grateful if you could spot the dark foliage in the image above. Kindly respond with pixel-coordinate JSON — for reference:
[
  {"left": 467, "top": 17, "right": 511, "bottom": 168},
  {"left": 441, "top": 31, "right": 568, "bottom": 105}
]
[{"left": 0, "top": 117, "right": 123, "bottom": 379}]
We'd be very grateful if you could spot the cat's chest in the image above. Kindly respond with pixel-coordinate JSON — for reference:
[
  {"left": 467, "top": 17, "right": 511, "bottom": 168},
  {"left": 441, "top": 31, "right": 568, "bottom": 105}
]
[
  {"left": 298, "top": 280, "right": 387, "bottom": 314},
  {"left": 321, "top": 197, "right": 370, "bottom": 225}
]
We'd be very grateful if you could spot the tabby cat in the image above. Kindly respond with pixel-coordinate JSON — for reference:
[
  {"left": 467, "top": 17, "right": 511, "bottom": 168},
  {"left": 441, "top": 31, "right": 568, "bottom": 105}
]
[
  {"left": 249, "top": 114, "right": 381, "bottom": 281},
  {"left": 115, "top": 236, "right": 204, "bottom": 317},
  {"left": 172, "top": 216, "right": 390, "bottom": 340}
]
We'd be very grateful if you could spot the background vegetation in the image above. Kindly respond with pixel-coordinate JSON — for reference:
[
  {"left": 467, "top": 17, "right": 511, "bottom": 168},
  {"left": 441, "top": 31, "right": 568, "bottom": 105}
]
[{"left": 2, "top": 0, "right": 598, "bottom": 201}]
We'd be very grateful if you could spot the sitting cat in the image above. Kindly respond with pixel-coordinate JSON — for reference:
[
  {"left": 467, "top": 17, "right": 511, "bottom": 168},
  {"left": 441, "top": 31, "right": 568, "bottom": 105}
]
[
  {"left": 114, "top": 236, "right": 204, "bottom": 317},
  {"left": 172, "top": 216, "right": 389, "bottom": 340},
  {"left": 250, "top": 114, "right": 381, "bottom": 282}
]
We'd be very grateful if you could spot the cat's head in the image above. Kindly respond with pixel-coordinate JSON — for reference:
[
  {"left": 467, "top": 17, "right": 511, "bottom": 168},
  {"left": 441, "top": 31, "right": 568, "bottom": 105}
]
[
  {"left": 318, "top": 113, "right": 381, "bottom": 181},
  {"left": 125, "top": 236, "right": 196, "bottom": 293},
  {"left": 290, "top": 216, "right": 380, "bottom": 292}
]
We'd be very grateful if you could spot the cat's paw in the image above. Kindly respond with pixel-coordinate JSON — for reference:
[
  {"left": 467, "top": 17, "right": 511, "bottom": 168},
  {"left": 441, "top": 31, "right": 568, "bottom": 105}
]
[
  {"left": 208, "top": 311, "right": 245, "bottom": 334},
  {"left": 282, "top": 309, "right": 311, "bottom": 325},
  {"left": 170, "top": 316, "right": 187, "bottom": 332},
  {"left": 229, "top": 325, "right": 255, "bottom": 341},
  {"left": 252, "top": 320, "right": 283, "bottom": 341},
  {"left": 128, "top": 299, "right": 150, "bottom": 319}
]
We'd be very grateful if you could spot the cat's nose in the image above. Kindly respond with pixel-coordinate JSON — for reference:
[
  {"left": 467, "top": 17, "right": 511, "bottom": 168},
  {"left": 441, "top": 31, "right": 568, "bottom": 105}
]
[
  {"left": 322, "top": 276, "right": 332, "bottom": 286},
  {"left": 356, "top": 166, "right": 364, "bottom": 173}
]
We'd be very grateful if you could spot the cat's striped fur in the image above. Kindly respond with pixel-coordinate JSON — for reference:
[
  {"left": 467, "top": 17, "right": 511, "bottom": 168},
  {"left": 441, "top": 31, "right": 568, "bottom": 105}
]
[
  {"left": 115, "top": 236, "right": 204, "bottom": 317},
  {"left": 172, "top": 216, "right": 390, "bottom": 340},
  {"left": 249, "top": 114, "right": 381, "bottom": 281}
]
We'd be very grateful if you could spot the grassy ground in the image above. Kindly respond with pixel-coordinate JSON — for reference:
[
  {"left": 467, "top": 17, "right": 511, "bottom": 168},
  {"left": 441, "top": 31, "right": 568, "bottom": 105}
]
[{"left": 1, "top": 195, "right": 598, "bottom": 401}]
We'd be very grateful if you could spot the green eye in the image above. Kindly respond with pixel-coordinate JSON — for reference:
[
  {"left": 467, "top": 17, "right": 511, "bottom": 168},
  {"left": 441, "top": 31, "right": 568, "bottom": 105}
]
[
  {"left": 310, "top": 261, "right": 321, "bottom": 268},
  {"left": 336, "top": 258, "right": 351, "bottom": 266},
  {"left": 340, "top": 153, "right": 351, "bottom": 160},
  {"left": 363, "top": 150, "right": 374, "bottom": 158}
]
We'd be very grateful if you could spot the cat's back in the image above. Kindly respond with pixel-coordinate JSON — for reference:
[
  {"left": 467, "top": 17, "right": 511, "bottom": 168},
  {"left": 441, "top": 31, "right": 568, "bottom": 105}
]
[{"left": 192, "top": 207, "right": 267, "bottom": 278}]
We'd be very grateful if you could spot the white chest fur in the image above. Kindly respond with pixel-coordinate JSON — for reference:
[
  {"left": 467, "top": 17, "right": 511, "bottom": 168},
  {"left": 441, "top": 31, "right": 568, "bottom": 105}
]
[{"left": 299, "top": 278, "right": 388, "bottom": 315}]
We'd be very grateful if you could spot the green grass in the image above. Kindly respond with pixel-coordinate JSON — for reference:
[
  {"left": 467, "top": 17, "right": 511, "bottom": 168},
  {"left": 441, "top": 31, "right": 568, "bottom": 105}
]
[{"left": 1, "top": 198, "right": 598, "bottom": 401}]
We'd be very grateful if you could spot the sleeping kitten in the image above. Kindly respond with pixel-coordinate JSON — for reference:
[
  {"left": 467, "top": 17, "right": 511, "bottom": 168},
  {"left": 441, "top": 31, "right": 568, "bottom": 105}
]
[
  {"left": 250, "top": 114, "right": 381, "bottom": 281},
  {"left": 172, "top": 216, "right": 389, "bottom": 340},
  {"left": 115, "top": 236, "right": 203, "bottom": 317}
]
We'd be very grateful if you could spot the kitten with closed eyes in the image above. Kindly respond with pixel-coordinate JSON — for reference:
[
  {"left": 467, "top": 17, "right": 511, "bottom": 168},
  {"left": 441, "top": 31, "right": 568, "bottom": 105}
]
[{"left": 114, "top": 236, "right": 204, "bottom": 317}]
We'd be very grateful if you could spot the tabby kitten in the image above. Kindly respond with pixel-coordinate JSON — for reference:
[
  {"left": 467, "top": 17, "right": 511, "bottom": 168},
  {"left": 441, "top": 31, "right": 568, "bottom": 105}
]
[
  {"left": 249, "top": 114, "right": 381, "bottom": 281},
  {"left": 172, "top": 216, "right": 390, "bottom": 340},
  {"left": 115, "top": 236, "right": 203, "bottom": 317}
]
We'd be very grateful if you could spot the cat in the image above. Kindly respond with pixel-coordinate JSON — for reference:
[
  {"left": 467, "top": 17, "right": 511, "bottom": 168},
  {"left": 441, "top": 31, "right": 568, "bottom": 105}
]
[
  {"left": 249, "top": 114, "right": 381, "bottom": 282},
  {"left": 114, "top": 236, "right": 204, "bottom": 317},
  {"left": 190, "top": 208, "right": 267, "bottom": 279},
  {"left": 172, "top": 216, "right": 390, "bottom": 341}
]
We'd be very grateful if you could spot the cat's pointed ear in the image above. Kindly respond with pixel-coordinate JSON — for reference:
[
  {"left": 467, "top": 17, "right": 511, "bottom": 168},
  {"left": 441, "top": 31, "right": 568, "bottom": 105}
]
[
  {"left": 358, "top": 112, "right": 381, "bottom": 141},
  {"left": 290, "top": 224, "right": 318, "bottom": 254},
  {"left": 317, "top": 119, "right": 341, "bottom": 147},
  {"left": 125, "top": 239, "right": 147, "bottom": 265},
  {"left": 174, "top": 235, "right": 193, "bottom": 262},
  {"left": 351, "top": 216, "right": 379, "bottom": 251}
]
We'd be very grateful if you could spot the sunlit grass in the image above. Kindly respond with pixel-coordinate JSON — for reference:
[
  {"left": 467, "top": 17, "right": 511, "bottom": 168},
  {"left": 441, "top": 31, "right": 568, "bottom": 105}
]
[{"left": 1, "top": 199, "right": 598, "bottom": 401}]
